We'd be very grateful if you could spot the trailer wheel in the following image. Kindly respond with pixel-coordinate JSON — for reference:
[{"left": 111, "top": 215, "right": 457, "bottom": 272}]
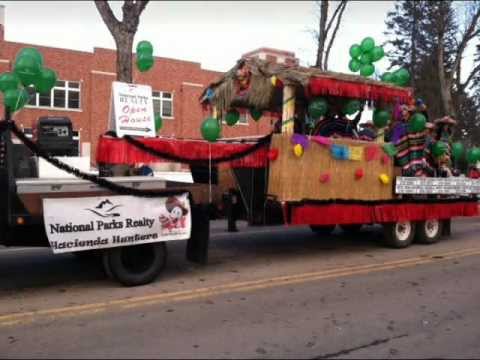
[
  {"left": 383, "top": 221, "right": 415, "bottom": 248},
  {"left": 339, "top": 224, "right": 363, "bottom": 234},
  {"left": 415, "top": 219, "right": 443, "bottom": 244},
  {"left": 103, "top": 242, "right": 168, "bottom": 286},
  {"left": 310, "top": 225, "right": 336, "bottom": 236}
]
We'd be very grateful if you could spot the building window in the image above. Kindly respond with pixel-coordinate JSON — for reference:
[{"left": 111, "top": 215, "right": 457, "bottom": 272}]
[
  {"left": 152, "top": 91, "right": 174, "bottom": 118},
  {"left": 27, "top": 80, "right": 81, "bottom": 110}
]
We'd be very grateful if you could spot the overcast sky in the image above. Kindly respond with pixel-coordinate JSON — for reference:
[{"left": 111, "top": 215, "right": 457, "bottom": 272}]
[{"left": 1, "top": 1, "right": 396, "bottom": 73}]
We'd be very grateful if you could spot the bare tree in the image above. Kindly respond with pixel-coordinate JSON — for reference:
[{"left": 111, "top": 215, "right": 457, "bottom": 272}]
[
  {"left": 437, "top": 1, "right": 480, "bottom": 117},
  {"left": 94, "top": 0, "right": 149, "bottom": 83},
  {"left": 314, "top": 0, "right": 348, "bottom": 70}
]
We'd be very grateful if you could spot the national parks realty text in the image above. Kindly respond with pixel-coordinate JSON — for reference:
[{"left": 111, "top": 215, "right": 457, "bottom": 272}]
[{"left": 49, "top": 217, "right": 158, "bottom": 251}]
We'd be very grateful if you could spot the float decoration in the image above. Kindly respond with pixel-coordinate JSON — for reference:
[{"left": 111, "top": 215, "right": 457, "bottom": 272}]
[
  {"left": 136, "top": 40, "right": 154, "bottom": 72},
  {"left": 0, "top": 47, "right": 57, "bottom": 112}
]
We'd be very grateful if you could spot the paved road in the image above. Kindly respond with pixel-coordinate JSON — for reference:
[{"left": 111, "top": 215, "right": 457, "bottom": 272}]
[{"left": 1, "top": 218, "right": 480, "bottom": 358}]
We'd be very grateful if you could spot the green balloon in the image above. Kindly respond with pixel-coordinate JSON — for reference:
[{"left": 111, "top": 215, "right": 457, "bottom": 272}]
[
  {"left": 308, "top": 97, "right": 328, "bottom": 119},
  {"left": 408, "top": 112, "right": 427, "bottom": 133},
  {"left": 359, "top": 52, "right": 373, "bottom": 65},
  {"left": 225, "top": 109, "right": 240, "bottom": 126},
  {"left": 14, "top": 54, "right": 41, "bottom": 86},
  {"left": 371, "top": 46, "right": 385, "bottom": 62},
  {"left": 360, "top": 37, "right": 375, "bottom": 52},
  {"left": 16, "top": 47, "right": 44, "bottom": 67},
  {"left": 155, "top": 115, "right": 163, "bottom": 131},
  {"left": 4, "top": 88, "right": 29, "bottom": 112},
  {"left": 348, "top": 59, "right": 361, "bottom": 72},
  {"left": 250, "top": 108, "right": 262, "bottom": 121},
  {"left": 381, "top": 72, "right": 394, "bottom": 83},
  {"left": 0, "top": 72, "right": 20, "bottom": 93},
  {"left": 432, "top": 141, "right": 448, "bottom": 158},
  {"left": 394, "top": 68, "right": 410, "bottom": 86},
  {"left": 466, "top": 148, "right": 480, "bottom": 164},
  {"left": 373, "top": 109, "right": 391, "bottom": 128},
  {"left": 201, "top": 117, "right": 221, "bottom": 142},
  {"left": 136, "top": 40, "right": 153, "bottom": 55},
  {"left": 360, "top": 64, "right": 375, "bottom": 77},
  {"left": 349, "top": 44, "right": 362, "bottom": 59},
  {"left": 343, "top": 100, "right": 361, "bottom": 115},
  {"left": 34, "top": 67, "right": 57, "bottom": 94},
  {"left": 136, "top": 53, "right": 154, "bottom": 72},
  {"left": 452, "top": 142, "right": 465, "bottom": 160}
]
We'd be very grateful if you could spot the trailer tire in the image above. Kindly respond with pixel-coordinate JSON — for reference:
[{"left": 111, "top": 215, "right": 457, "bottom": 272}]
[
  {"left": 103, "top": 242, "right": 168, "bottom": 286},
  {"left": 310, "top": 225, "right": 336, "bottom": 236},
  {"left": 383, "top": 221, "right": 415, "bottom": 249},
  {"left": 415, "top": 219, "right": 443, "bottom": 245}
]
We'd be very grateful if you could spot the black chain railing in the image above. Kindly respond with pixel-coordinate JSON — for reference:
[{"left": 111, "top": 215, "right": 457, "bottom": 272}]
[{"left": 2, "top": 120, "right": 189, "bottom": 198}]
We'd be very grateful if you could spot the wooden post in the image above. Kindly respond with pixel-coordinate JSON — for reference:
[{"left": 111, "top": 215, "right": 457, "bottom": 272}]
[{"left": 281, "top": 85, "right": 295, "bottom": 134}]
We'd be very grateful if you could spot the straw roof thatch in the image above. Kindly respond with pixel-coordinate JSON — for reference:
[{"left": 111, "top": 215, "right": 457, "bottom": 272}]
[{"left": 200, "top": 57, "right": 412, "bottom": 115}]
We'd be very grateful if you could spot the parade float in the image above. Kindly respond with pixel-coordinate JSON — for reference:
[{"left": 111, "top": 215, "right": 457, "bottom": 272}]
[{"left": 1, "top": 38, "right": 479, "bottom": 286}]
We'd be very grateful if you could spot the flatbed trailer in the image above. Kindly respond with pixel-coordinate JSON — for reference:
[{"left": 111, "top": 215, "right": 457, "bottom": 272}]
[{"left": 1, "top": 57, "right": 479, "bottom": 287}]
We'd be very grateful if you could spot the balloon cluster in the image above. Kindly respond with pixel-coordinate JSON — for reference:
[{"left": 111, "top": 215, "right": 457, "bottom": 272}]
[
  {"left": 0, "top": 47, "right": 57, "bottom": 112},
  {"left": 348, "top": 37, "right": 384, "bottom": 77},
  {"left": 381, "top": 68, "right": 411, "bottom": 87},
  {"left": 136, "top": 41, "right": 154, "bottom": 73}
]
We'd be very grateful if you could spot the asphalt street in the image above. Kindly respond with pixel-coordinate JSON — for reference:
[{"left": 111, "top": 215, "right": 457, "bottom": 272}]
[{"left": 1, "top": 218, "right": 480, "bottom": 358}]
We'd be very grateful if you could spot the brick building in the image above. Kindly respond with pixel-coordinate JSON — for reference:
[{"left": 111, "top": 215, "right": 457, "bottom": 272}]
[{"left": 0, "top": 6, "right": 298, "bottom": 161}]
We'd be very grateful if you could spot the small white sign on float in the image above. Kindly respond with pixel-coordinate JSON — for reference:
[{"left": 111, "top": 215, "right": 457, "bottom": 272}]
[
  {"left": 43, "top": 194, "right": 191, "bottom": 254},
  {"left": 109, "top": 81, "right": 156, "bottom": 138}
]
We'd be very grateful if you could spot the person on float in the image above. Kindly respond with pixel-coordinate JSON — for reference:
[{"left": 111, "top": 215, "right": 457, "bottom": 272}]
[
  {"left": 432, "top": 115, "right": 457, "bottom": 177},
  {"left": 388, "top": 103, "right": 412, "bottom": 174},
  {"left": 357, "top": 121, "right": 377, "bottom": 142},
  {"left": 423, "top": 121, "right": 437, "bottom": 176}
]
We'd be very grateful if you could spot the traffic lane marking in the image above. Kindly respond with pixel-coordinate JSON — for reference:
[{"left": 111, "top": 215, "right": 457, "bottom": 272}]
[{"left": 1, "top": 246, "right": 480, "bottom": 327}]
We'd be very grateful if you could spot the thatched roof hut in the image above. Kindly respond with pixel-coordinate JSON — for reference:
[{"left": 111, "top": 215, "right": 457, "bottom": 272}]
[{"left": 200, "top": 57, "right": 413, "bottom": 116}]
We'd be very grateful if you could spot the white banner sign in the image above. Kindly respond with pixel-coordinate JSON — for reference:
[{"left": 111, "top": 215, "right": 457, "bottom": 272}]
[
  {"left": 110, "top": 81, "right": 155, "bottom": 138},
  {"left": 43, "top": 194, "right": 191, "bottom": 254},
  {"left": 396, "top": 176, "right": 480, "bottom": 195}
]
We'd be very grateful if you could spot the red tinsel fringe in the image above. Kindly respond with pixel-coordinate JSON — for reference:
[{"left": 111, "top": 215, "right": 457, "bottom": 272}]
[
  {"left": 308, "top": 77, "right": 413, "bottom": 104},
  {"left": 96, "top": 136, "right": 269, "bottom": 168},
  {"left": 290, "top": 202, "right": 478, "bottom": 226}
]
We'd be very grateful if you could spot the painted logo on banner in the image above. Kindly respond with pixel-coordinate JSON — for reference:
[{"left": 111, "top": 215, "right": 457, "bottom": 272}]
[
  {"left": 43, "top": 194, "right": 191, "bottom": 254},
  {"left": 110, "top": 81, "right": 156, "bottom": 138}
]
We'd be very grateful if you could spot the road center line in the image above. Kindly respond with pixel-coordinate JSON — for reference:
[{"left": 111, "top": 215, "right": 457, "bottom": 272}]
[{"left": 1, "top": 246, "right": 480, "bottom": 327}]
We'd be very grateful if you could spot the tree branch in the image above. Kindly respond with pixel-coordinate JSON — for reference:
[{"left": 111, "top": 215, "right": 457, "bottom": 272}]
[
  {"left": 460, "top": 62, "right": 480, "bottom": 91},
  {"left": 324, "top": 1, "right": 348, "bottom": 70},
  {"left": 315, "top": 0, "right": 329, "bottom": 68},
  {"left": 134, "top": 0, "right": 149, "bottom": 15},
  {"left": 324, "top": 0, "right": 344, "bottom": 36},
  {"left": 94, "top": 1, "right": 121, "bottom": 37},
  {"left": 451, "top": 5, "right": 480, "bottom": 82}
]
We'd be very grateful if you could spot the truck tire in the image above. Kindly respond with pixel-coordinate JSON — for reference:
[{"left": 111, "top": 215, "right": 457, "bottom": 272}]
[
  {"left": 103, "top": 242, "right": 167, "bottom": 286},
  {"left": 310, "top": 225, "right": 336, "bottom": 236},
  {"left": 415, "top": 219, "right": 443, "bottom": 244},
  {"left": 339, "top": 224, "right": 363, "bottom": 234},
  {"left": 383, "top": 221, "right": 415, "bottom": 249}
]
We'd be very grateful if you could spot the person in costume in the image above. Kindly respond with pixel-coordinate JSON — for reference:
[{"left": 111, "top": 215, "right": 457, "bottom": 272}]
[
  {"left": 357, "top": 121, "right": 377, "bottom": 141},
  {"left": 432, "top": 116, "right": 457, "bottom": 177},
  {"left": 423, "top": 122, "right": 437, "bottom": 176}
]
